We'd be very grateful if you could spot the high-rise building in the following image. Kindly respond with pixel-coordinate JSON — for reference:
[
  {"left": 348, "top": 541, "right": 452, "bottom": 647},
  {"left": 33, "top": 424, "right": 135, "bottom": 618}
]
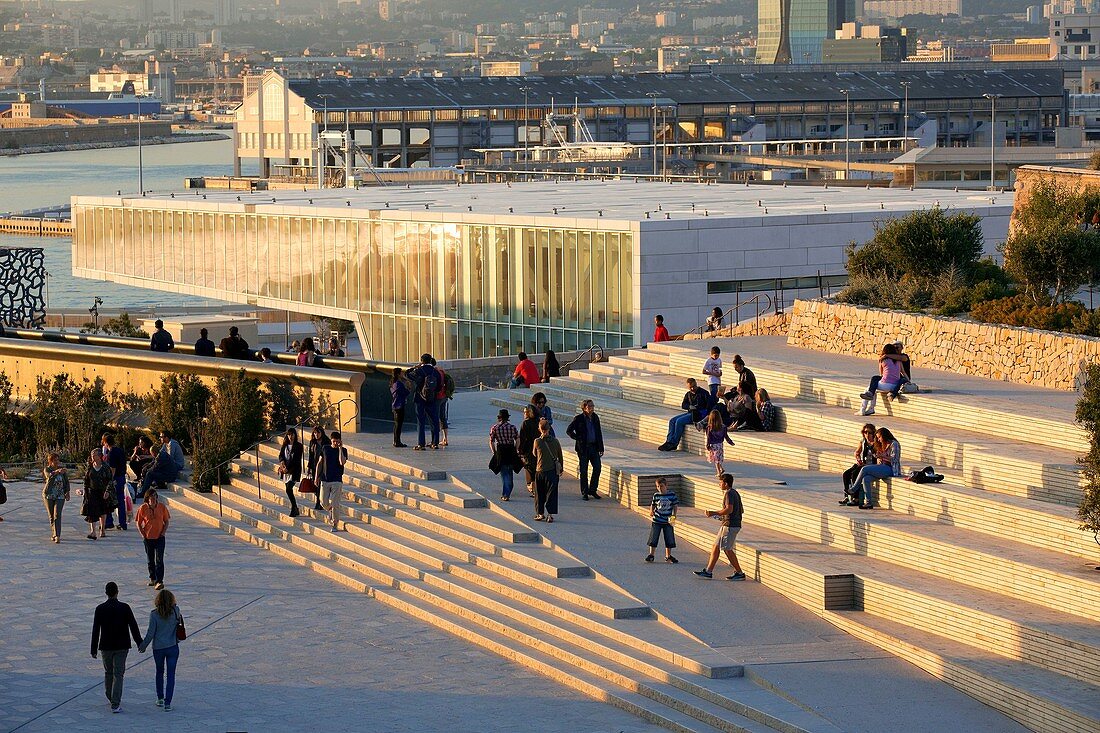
[
  {"left": 214, "top": 0, "right": 238, "bottom": 26},
  {"left": 758, "top": 0, "right": 857, "bottom": 63},
  {"left": 141, "top": 0, "right": 155, "bottom": 24},
  {"left": 169, "top": 0, "right": 182, "bottom": 24}
]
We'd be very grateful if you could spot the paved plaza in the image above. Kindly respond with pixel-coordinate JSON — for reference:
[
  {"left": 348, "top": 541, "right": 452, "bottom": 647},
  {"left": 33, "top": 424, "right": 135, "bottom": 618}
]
[{"left": 0, "top": 489, "right": 668, "bottom": 733}]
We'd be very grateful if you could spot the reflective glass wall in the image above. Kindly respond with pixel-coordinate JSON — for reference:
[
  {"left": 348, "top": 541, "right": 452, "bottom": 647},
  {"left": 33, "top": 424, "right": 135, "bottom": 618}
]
[{"left": 73, "top": 205, "right": 635, "bottom": 361}]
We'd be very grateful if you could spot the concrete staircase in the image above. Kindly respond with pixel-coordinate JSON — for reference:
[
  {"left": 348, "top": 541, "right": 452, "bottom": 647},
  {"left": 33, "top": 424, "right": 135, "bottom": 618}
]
[
  {"left": 163, "top": 442, "right": 843, "bottom": 733},
  {"left": 491, "top": 341, "right": 1100, "bottom": 733}
]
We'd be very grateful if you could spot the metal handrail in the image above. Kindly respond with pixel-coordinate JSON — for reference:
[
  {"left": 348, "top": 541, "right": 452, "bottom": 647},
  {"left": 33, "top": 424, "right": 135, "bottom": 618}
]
[
  {"left": 562, "top": 344, "right": 604, "bottom": 371},
  {"left": 689, "top": 293, "right": 776, "bottom": 339},
  {"left": 196, "top": 397, "right": 358, "bottom": 517}
]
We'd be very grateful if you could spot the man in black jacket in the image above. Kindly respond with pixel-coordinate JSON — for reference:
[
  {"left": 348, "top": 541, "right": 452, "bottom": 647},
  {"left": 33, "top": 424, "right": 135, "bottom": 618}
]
[
  {"left": 91, "top": 581, "right": 142, "bottom": 713},
  {"left": 659, "top": 378, "right": 710, "bottom": 451},
  {"left": 194, "top": 327, "right": 216, "bottom": 357},
  {"left": 218, "top": 326, "right": 252, "bottom": 360},
  {"left": 566, "top": 399, "right": 604, "bottom": 500}
]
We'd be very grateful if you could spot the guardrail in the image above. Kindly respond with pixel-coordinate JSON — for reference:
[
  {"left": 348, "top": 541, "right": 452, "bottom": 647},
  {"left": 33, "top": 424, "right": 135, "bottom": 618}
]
[
  {"left": 688, "top": 293, "right": 775, "bottom": 340},
  {"left": 199, "top": 398, "right": 359, "bottom": 517}
]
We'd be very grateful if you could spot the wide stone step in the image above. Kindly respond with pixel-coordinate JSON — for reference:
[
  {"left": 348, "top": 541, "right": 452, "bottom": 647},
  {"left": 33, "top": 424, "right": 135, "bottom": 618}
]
[
  {"left": 827, "top": 611, "right": 1100, "bottom": 733},
  {"left": 493, "top": 388, "right": 1093, "bottom": 558},
  {"left": 166, "top": 485, "right": 832, "bottom": 733}
]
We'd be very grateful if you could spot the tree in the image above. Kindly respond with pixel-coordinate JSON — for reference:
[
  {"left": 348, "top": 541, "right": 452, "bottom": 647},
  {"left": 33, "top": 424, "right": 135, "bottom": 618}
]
[
  {"left": 28, "top": 374, "right": 111, "bottom": 460},
  {"left": 847, "top": 206, "right": 985, "bottom": 281},
  {"left": 148, "top": 373, "right": 211, "bottom": 453},
  {"left": 1003, "top": 177, "right": 1100, "bottom": 305},
  {"left": 1075, "top": 363, "right": 1100, "bottom": 566},
  {"left": 189, "top": 370, "right": 265, "bottom": 492},
  {"left": 82, "top": 312, "right": 148, "bottom": 338}
]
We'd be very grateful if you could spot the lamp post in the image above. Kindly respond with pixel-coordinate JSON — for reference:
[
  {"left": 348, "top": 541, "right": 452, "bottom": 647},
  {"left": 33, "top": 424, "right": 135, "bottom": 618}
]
[
  {"left": 519, "top": 85, "right": 530, "bottom": 171},
  {"left": 900, "top": 81, "right": 910, "bottom": 149},
  {"left": 136, "top": 95, "right": 143, "bottom": 194},
  {"left": 647, "top": 92, "right": 658, "bottom": 176},
  {"left": 840, "top": 88, "right": 850, "bottom": 181},
  {"left": 983, "top": 92, "right": 1002, "bottom": 190},
  {"left": 317, "top": 92, "right": 335, "bottom": 189}
]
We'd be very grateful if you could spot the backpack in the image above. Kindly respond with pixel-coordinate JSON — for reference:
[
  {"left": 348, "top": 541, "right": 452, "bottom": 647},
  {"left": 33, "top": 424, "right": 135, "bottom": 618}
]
[
  {"left": 419, "top": 366, "right": 440, "bottom": 401},
  {"left": 442, "top": 371, "right": 456, "bottom": 400},
  {"left": 905, "top": 466, "right": 944, "bottom": 483}
]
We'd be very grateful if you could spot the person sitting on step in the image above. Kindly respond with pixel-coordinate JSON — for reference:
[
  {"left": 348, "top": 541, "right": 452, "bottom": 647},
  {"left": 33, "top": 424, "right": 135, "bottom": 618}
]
[
  {"left": 858, "top": 343, "right": 904, "bottom": 416},
  {"left": 660, "top": 378, "right": 710, "bottom": 451},
  {"left": 840, "top": 423, "right": 877, "bottom": 506},
  {"left": 850, "top": 427, "right": 901, "bottom": 509}
]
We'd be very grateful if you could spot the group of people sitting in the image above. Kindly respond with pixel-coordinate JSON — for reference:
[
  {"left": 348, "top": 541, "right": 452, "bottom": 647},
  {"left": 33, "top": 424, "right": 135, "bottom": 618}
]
[
  {"left": 149, "top": 320, "right": 346, "bottom": 369},
  {"left": 840, "top": 423, "right": 902, "bottom": 509},
  {"left": 656, "top": 348, "right": 774, "bottom": 475},
  {"left": 508, "top": 351, "right": 561, "bottom": 388}
]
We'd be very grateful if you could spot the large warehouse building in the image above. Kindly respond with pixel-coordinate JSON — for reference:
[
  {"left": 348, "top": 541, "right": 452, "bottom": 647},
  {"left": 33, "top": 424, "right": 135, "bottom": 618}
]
[
  {"left": 71, "top": 182, "right": 1012, "bottom": 362},
  {"left": 232, "top": 67, "right": 1067, "bottom": 177}
]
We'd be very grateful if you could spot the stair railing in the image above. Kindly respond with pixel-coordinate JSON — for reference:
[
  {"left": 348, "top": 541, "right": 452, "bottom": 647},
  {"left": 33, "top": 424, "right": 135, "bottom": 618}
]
[
  {"left": 196, "top": 397, "right": 358, "bottom": 517},
  {"left": 687, "top": 293, "right": 775, "bottom": 340}
]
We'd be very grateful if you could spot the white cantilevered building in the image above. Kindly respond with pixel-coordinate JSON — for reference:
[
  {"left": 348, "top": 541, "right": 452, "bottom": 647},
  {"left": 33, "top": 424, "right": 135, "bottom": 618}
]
[{"left": 71, "top": 181, "right": 1012, "bottom": 362}]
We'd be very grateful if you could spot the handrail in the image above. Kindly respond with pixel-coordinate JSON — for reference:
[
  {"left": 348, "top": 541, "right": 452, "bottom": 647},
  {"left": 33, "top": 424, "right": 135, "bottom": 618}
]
[
  {"left": 688, "top": 293, "right": 775, "bottom": 340},
  {"left": 562, "top": 344, "right": 604, "bottom": 371},
  {"left": 196, "top": 397, "right": 358, "bottom": 517}
]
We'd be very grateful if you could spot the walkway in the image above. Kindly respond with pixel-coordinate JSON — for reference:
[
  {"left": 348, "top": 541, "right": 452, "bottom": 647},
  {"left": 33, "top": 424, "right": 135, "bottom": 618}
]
[{"left": 0, "top": 486, "right": 666, "bottom": 733}]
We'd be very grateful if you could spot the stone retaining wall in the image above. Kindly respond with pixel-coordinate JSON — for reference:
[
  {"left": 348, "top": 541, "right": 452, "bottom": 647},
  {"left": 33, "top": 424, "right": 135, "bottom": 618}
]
[{"left": 786, "top": 299, "right": 1100, "bottom": 391}]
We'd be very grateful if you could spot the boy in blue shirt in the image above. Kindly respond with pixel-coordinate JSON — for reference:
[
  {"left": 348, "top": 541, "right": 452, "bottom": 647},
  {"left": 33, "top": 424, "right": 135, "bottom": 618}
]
[{"left": 645, "top": 477, "right": 678, "bottom": 563}]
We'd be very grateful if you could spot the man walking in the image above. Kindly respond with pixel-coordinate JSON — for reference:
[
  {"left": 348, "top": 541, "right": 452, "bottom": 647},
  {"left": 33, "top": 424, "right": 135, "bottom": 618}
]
[
  {"left": 410, "top": 353, "right": 441, "bottom": 450},
  {"left": 566, "top": 399, "right": 604, "bottom": 500},
  {"left": 91, "top": 581, "right": 142, "bottom": 714},
  {"left": 136, "top": 489, "right": 171, "bottom": 590},
  {"left": 693, "top": 473, "right": 746, "bottom": 581},
  {"left": 149, "top": 320, "right": 175, "bottom": 353},
  {"left": 101, "top": 433, "right": 129, "bottom": 531},
  {"left": 316, "top": 431, "right": 348, "bottom": 531}
]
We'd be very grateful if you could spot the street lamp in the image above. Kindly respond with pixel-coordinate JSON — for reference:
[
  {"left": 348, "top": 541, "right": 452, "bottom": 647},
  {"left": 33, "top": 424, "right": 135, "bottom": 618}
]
[
  {"left": 900, "top": 81, "right": 911, "bottom": 149},
  {"left": 136, "top": 95, "right": 143, "bottom": 194},
  {"left": 983, "top": 93, "right": 1002, "bottom": 190},
  {"left": 647, "top": 92, "right": 658, "bottom": 176},
  {"left": 519, "top": 85, "right": 530, "bottom": 172},
  {"left": 317, "top": 92, "right": 335, "bottom": 188},
  {"left": 840, "top": 88, "right": 850, "bottom": 181}
]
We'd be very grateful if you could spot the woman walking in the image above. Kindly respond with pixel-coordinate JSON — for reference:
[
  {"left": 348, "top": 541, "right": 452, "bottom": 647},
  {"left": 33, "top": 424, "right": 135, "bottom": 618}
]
[
  {"left": 137, "top": 588, "right": 183, "bottom": 712},
  {"left": 278, "top": 429, "right": 304, "bottom": 517},
  {"left": 43, "top": 452, "right": 69, "bottom": 543},
  {"left": 390, "top": 368, "right": 410, "bottom": 448},
  {"left": 307, "top": 427, "right": 329, "bottom": 511},
  {"left": 704, "top": 410, "right": 735, "bottom": 477},
  {"left": 518, "top": 405, "right": 540, "bottom": 497},
  {"left": 851, "top": 427, "right": 902, "bottom": 509},
  {"left": 489, "top": 409, "right": 523, "bottom": 501},
  {"left": 532, "top": 418, "right": 563, "bottom": 523},
  {"left": 82, "top": 450, "right": 115, "bottom": 540}
]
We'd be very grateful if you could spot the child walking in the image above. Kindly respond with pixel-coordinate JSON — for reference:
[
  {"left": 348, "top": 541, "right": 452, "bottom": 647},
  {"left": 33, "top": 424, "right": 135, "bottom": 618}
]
[
  {"left": 705, "top": 410, "right": 735, "bottom": 477},
  {"left": 645, "top": 477, "right": 678, "bottom": 563}
]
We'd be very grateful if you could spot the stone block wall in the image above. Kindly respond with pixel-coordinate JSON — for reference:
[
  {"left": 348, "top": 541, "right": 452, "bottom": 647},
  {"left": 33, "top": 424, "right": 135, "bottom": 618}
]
[{"left": 786, "top": 299, "right": 1100, "bottom": 391}]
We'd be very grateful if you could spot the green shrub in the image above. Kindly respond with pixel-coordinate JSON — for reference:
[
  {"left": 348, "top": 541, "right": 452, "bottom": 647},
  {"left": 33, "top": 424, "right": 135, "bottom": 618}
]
[
  {"left": 0, "top": 372, "right": 36, "bottom": 461},
  {"left": 847, "top": 206, "right": 985, "bottom": 282},
  {"left": 970, "top": 294, "right": 1089, "bottom": 332},
  {"left": 81, "top": 312, "right": 148, "bottom": 338},
  {"left": 1075, "top": 363, "right": 1100, "bottom": 556},
  {"left": 189, "top": 370, "right": 265, "bottom": 492},
  {"left": 148, "top": 374, "right": 211, "bottom": 453},
  {"left": 28, "top": 374, "right": 111, "bottom": 461}
]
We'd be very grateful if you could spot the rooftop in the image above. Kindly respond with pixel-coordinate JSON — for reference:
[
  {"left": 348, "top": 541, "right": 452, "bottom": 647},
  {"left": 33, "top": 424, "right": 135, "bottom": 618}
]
[
  {"left": 283, "top": 67, "right": 1065, "bottom": 110},
  {"left": 84, "top": 181, "right": 1014, "bottom": 225}
]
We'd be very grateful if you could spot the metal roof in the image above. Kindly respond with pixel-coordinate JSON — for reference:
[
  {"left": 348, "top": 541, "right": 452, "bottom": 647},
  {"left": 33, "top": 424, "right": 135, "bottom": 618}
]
[{"left": 286, "top": 68, "right": 1066, "bottom": 111}]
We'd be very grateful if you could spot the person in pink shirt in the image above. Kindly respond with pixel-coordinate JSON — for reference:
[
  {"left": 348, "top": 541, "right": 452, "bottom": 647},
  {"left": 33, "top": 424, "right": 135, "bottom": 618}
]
[
  {"left": 858, "top": 343, "right": 905, "bottom": 416},
  {"left": 509, "top": 352, "right": 541, "bottom": 389}
]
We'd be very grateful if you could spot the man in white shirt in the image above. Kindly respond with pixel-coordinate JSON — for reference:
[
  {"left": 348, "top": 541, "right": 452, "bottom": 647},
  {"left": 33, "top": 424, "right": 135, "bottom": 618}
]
[{"left": 702, "top": 346, "right": 723, "bottom": 403}]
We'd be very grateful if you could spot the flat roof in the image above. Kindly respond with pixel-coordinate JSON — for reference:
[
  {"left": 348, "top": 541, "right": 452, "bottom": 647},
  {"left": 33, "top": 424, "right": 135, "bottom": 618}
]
[{"left": 78, "top": 181, "right": 1014, "bottom": 225}]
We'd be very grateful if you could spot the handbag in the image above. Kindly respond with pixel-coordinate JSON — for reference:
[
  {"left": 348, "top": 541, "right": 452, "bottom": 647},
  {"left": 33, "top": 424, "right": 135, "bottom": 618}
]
[
  {"left": 175, "top": 608, "right": 187, "bottom": 641},
  {"left": 298, "top": 476, "right": 317, "bottom": 494}
]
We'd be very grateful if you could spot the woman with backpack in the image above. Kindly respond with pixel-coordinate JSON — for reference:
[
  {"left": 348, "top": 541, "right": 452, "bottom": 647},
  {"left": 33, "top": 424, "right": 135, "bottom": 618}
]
[
  {"left": 43, "top": 452, "right": 70, "bottom": 543},
  {"left": 82, "top": 450, "right": 115, "bottom": 540}
]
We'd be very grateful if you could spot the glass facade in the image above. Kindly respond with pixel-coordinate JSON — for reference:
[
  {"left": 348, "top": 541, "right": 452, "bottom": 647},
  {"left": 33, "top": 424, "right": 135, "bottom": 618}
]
[
  {"left": 757, "top": 0, "right": 854, "bottom": 64},
  {"left": 72, "top": 205, "right": 635, "bottom": 362}
]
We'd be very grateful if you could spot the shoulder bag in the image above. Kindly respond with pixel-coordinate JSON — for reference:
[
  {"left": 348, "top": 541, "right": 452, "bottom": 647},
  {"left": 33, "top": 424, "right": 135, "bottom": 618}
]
[
  {"left": 298, "top": 476, "right": 317, "bottom": 494},
  {"left": 175, "top": 608, "right": 187, "bottom": 641}
]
